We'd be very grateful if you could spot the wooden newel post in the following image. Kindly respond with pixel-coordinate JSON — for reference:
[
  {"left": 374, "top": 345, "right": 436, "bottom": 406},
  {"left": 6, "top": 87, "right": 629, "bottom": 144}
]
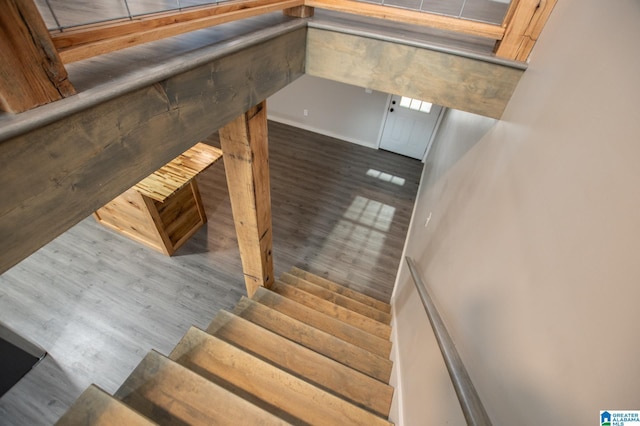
[
  {"left": 0, "top": 0, "right": 76, "bottom": 113},
  {"left": 219, "top": 101, "right": 274, "bottom": 297}
]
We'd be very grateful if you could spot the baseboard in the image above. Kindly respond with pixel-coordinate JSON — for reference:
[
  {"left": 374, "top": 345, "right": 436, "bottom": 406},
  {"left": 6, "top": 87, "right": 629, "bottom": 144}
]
[
  {"left": 267, "top": 114, "right": 378, "bottom": 149},
  {"left": 389, "top": 308, "right": 404, "bottom": 425}
]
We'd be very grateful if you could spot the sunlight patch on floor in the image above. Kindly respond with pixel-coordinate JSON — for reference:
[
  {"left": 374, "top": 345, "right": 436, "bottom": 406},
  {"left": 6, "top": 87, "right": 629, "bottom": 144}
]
[
  {"left": 366, "top": 169, "right": 406, "bottom": 186},
  {"left": 319, "top": 196, "right": 396, "bottom": 266}
]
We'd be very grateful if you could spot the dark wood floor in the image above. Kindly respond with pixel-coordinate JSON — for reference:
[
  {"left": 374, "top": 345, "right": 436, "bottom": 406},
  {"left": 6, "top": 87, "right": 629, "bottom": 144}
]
[{"left": 0, "top": 121, "right": 422, "bottom": 425}]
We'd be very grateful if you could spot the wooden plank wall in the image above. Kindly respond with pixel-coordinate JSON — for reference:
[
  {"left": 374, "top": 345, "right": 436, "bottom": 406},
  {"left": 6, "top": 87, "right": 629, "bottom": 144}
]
[
  {"left": 306, "top": 28, "right": 524, "bottom": 119},
  {"left": 0, "top": 28, "right": 306, "bottom": 275}
]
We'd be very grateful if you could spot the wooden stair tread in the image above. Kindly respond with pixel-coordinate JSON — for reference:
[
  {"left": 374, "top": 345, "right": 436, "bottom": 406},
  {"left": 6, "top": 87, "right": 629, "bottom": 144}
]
[
  {"left": 207, "top": 310, "right": 393, "bottom": 417},
  {"left": 234, "top": 296, "right": 392, "bottom": 383},
  {"left": 271, "top": 281, "right": 392, "bottom": 340},
  {"left": 280, "top": 272, "right": 391, "bottom": 324},
  {"left": 115, "top": 350, "right": 288, "bottom": 425},
  {"left": 170, "top": 327, "right": 392, "bottom": 426},
  {"left": 251, "top": 286, "right": 392, "bottom": 358},
  {"left": 56, "top": 385, "right": 156, "bottom": 426},
  {"left": 289, "top": 267, "right": 391, "bottom": 314}
]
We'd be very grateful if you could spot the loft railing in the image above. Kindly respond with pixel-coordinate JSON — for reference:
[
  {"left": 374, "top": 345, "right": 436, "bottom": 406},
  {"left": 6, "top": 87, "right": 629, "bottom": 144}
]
[
  {"left": 38, "top": 0, "right": 510, "bottom": 31},
  {"left": 405, "top": 256, "right": 492, "bottom": 426},
  {"left": 0, "top": 0, "right": 555, "bottom": 113},
  {"left": 40, "top": 0, "right": 556, "bottom": 63}
]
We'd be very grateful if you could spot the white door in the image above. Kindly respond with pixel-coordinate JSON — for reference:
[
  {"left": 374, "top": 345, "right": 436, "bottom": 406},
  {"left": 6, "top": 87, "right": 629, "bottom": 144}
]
[{"left": 379, "top": 95, "right": 443, "bottom": 160}]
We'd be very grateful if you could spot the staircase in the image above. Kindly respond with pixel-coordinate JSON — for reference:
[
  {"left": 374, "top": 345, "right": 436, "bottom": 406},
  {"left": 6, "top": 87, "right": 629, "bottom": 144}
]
[{"left": 56, "top": 267, "right": 395, "bottom": 425}]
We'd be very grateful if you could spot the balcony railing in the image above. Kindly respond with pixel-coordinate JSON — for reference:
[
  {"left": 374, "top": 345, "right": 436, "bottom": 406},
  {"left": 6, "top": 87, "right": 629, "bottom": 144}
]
[
  {"left": 37, "top": 0, "right": 555, "bottom": 62},
  {"left": 1, "top": 0, "right": 555, "bottom": 113}
]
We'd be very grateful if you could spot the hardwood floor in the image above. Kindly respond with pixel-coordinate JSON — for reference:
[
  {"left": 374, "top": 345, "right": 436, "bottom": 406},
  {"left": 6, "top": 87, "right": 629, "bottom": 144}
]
[{"left": 0, "top": 121, "right": 422, "bottom": 425}]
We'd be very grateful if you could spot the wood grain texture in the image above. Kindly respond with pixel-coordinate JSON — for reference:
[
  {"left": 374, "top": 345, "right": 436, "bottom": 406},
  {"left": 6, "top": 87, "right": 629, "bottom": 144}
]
[
  {"left": 51, "top": 0, "right": 303, "bottom": 49},
  {"left": 206, "top": 310, "right": 393, "bottom": 417},
  {"left": 283, "top": 5, "right": 315, "bottom": 18},
  {"left": 94, "top": 143, "right": 222, "bottom": 255},
  {"left": 0, "top": 28, "right": 306, "bottom": 275},
  {"left": 116, "top": 350, "right": 289, "bottom": 425},
  {"left": 271, "top": 281, "right": 392, "bottom": 339},
  {"left": 495, "top": 0, "right": 558, "bottom": 61},
  {"left": 306, "top": 27, "right": 523, "bottom": 118},
  {"left": 0, "top": 122, "right": 419, "bottom": 424},
  {"left": 56, "top": 0, "right": 305, "bottom": 63},
  {"left": 251, "top": 287, "right": 392, "bottom": 357},
  {"left": 55, "top": 385, "right": 155, "bottom": 426},
  {"left": 219, "top": 101, "right": 274, "bottom": 296},
  {"left": 93, "top": 188, "right": 170, "bottom": 254},
  {"left": 133, "top": 142, "right": 223, "bottom": 202},
  {"left": 234, "top": 296, "right": 392, "bottom": 382},
  {"left": 0, "top": 0, "right": 75, "bottom": 113},
  {"left": 307, "top": 0, "right": 504, "bottom": 39},
  {"left": 289, "top": 266, "right": 391, "bottom": 313},
  {"left": 280, "top": 273, "right": 392, "bottom": 323},
  {"left": 170, "top": 326, "right": 392, "bottom": 425}
]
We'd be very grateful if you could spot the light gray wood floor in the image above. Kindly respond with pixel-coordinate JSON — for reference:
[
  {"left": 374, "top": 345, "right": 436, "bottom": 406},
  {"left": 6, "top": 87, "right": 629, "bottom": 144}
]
[{"left": 0, "top": 121, "right": 422, "bottom": 425}]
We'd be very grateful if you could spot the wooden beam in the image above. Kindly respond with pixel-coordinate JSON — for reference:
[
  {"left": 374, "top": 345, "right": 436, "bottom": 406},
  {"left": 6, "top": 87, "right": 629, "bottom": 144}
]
[
  {"left": 51, "top": 0, "right": 295, "bottom": 48},
  {"left": 0, "top": 0, "right": 75, "bottom": 113},
  {"left": 0, "top": 28, "right": 305, "bottom": 275},
  {"left": 219, "top": 101, "right": 274, "bottom": 297},
  {"left": 305, "top": 0, "right": 505, "bottom": 40},
  {"left": 494, "top": 0, "right": 557, "bottom": 61},
  {"left": 284, "top": 5, "right": 315, "bottom": 18},
  {"left": 306, "top": 28, "right": 523, "bottom": 119},
  {"left": 52, "top": 0, "right": 304, "bottom": 63}
]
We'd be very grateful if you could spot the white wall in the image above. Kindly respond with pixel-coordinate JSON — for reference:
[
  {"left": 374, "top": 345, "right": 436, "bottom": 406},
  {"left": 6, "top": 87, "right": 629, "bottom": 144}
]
[
  {"left": 392, "top": 0, "right": 640, "bottom": 424},
  {"left": 267, "top": 75, "right": 389, "bottom": 149}
]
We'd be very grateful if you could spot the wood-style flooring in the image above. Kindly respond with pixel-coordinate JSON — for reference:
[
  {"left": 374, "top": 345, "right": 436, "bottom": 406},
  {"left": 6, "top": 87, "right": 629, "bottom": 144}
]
[{"left": 0, "top": 121, "right": 422, "bottom": 425}]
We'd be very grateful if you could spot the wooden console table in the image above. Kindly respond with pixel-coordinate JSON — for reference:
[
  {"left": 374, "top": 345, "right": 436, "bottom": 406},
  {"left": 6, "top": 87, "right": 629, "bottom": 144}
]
[{"left": 94, "top": 142, "right": 223, "bottom": 255}]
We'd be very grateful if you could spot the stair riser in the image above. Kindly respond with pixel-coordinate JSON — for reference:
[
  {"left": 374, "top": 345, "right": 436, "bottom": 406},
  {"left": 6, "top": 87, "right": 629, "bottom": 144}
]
[
  {"left": 170, "top": 328, "right": 392, "bottom": 425},
  {"left": 208, "top": 310, "right": 393, "bottom": 417},
  {"left": 235, "top": 297, "right": 392, "bottom": 383}
]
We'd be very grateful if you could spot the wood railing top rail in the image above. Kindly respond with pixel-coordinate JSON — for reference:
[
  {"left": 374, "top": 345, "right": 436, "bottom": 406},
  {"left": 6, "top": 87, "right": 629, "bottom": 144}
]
[
  {"left": 47, "top": 0, "right": 556, "bottom": 64},
  {"left": 1, "top": 0, "right": 555, "bottom": 113},
  {"left": 405, "top": 256, "right": 492, "bottom": 426},
  {"left": 306, "top": 0, "right": 505, "bottom": 40},
  {"left": 51, "top": 0, "right": 305, "bottom": 63}
]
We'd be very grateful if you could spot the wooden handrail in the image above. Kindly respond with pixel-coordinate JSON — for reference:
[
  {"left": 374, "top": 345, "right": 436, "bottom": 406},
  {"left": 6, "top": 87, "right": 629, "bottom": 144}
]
[
  {"left": 1, "top": 0, "right": 553, "bottom": 113},
  {"left": 45, "top": 0, "right": 555, "bottom": 64},
  {"left": 51, "top": 0, "right": 296, "bottom": 49},
  {"left": 53, "top": 0, "right": 304, "bottom": 63},
  {"left": 405, "top": 256, "right": 492, "bottom": 426},
  {"left": 305, "top": 0, "right": 505, "bottom": 40}
]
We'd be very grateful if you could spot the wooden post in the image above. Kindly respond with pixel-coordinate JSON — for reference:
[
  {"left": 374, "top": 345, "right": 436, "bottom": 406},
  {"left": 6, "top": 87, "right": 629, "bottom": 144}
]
[
  {"left": 494, "top": 0, "right": 557, "bottom": 61},
  {"left": 219, "top": 101, "right": 274, "bottom": 296},
  {"left": 0, "top": 0, "right": 76, "bottom": 113},
  {"left": 283, "top": 5, "right": 315, "bottom": 18}
]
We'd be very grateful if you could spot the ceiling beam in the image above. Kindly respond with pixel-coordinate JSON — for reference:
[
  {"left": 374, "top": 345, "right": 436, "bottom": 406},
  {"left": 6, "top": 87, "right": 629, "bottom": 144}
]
[{"left": 306, "top": 28, "right": 523, "bottom": 119}]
